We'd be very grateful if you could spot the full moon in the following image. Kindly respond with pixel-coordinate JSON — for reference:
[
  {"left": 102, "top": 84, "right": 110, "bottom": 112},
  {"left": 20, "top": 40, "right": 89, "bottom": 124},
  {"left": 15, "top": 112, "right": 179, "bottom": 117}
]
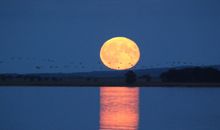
[{"left": 100, "top": 37, "right": 140, "bottom": 70}]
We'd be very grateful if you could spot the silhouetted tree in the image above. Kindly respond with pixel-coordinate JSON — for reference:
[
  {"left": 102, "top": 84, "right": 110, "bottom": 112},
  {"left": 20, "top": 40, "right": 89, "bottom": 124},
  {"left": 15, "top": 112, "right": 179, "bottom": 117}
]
[
  {"left": 125, "top": 70, "right": 137, "bottom": 84},
  {"left": 28, "top": 76, "right": 41, "bottom": 82},
  {"left": 160, "top": 67, "right": 220, "bottom": 83},
  {"left": 0, "top": 75, "right": 6, "bottom": 81},
  {"left": 93, "top": 78, "right": 98, "bottom": 82},
  {"left": 140, "top": 75, "right": 152, "bottom": 82},
  {"left": 86, "top": 77, "right": 91, "bottom": 81},
  {"left": 44, "top": 77, "right": 50, "bottom": 81},
  {"left": 52, "top": 77, "right": 58, "bottom": 82},
  {"left": 29, "top": 77, "right": 35, "bottom": 82},
  {"left": 36, "top": 77, "right": 42, "bottom": 82}
]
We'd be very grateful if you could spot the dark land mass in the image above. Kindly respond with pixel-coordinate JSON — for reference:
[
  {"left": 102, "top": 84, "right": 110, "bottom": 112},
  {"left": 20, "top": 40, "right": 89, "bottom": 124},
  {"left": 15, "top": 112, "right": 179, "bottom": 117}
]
[{"left": 0, "top": 65, "right": 220, "bottom": 87}]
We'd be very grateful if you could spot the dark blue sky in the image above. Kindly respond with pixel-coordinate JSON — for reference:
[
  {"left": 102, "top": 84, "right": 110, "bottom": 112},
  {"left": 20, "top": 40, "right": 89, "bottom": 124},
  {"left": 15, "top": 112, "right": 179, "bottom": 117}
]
[{"left": 0, "top": 0, "right": 220, "bottom": 73}]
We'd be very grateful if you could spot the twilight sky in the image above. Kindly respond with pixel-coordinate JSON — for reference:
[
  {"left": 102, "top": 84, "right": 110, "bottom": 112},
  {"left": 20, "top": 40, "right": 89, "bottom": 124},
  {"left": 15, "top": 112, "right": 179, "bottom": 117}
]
[{"left": 0, "top": 0, "right": 220, "bottom": 73}]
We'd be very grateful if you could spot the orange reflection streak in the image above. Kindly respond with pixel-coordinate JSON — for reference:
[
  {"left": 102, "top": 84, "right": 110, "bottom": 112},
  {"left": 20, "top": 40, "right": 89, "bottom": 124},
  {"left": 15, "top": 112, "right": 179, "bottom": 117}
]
[{"left": 100, "top": 87, "right": 139, "bottom": 130}]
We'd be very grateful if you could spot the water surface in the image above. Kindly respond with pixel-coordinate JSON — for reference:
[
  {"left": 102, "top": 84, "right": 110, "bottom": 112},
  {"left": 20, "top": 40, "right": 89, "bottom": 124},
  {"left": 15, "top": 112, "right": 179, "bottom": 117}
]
[
  {"left": 100, "top": 87, "right": 139, "bottom": 130},
  {"left": 0, "top": 87, "right": 220, "bottom": 130}
]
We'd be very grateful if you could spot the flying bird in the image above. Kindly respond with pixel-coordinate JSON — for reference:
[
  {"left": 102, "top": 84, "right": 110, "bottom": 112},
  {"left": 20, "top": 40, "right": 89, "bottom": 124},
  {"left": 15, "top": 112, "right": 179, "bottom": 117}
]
[{"left": 35, "top": 66, "right": 41, "bottom": 69}]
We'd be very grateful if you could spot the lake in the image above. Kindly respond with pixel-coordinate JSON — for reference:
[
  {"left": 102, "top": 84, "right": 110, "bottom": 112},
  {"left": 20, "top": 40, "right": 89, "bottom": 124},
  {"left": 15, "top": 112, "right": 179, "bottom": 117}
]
[{"left": 0, "top": 86, "right": 220, "bottom": 130}]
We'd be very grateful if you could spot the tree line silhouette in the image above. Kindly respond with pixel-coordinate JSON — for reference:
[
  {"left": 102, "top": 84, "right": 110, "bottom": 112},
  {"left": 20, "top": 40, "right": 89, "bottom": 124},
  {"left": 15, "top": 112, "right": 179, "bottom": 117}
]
[
  {"left": 1, "top": 67, "right": 220, "bottom": 85},
  {"left": 160, "top": 67, "right": 220, "bottom": 83},
  {"left": 125, "top": 67, "right": 220, "bottom": 84},
  {"left": 0, "top": 75, "right": 63, "bottom": 82}
]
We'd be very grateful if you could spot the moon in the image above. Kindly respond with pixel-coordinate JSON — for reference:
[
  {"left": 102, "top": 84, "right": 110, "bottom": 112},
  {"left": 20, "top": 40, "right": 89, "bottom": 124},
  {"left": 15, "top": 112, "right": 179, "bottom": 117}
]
[{"left": 100, "top": 37, "right": 140, "bottom": 70}]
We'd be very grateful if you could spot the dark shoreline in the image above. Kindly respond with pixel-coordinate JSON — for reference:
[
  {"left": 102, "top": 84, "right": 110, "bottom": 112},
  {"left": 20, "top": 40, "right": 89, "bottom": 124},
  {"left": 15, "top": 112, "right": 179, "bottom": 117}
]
[
  {"left": 1, "top": 65, "right": 220, "bottom": 87},
  {"left": 1, "top": 80, "right": 220, "bottom": 87}
]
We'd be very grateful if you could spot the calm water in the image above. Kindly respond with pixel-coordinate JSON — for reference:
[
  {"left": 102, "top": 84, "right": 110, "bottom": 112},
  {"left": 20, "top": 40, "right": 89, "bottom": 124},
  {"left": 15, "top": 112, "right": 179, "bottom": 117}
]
[
  {"left": 0, "top": 86, "right": 220, "bottom": 130},
  {"left": 100, "top": 87, "right": 139, "bottom": 130}
]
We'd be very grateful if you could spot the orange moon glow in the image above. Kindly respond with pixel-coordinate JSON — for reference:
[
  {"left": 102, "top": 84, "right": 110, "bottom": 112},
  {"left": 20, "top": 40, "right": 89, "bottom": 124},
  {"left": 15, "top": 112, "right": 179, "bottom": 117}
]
[
  {"left": 100, "top": 87, "right": 139, "bottom": 130},
  {"left": 100, "top": 37, "right": 140, "bottom": 70}
]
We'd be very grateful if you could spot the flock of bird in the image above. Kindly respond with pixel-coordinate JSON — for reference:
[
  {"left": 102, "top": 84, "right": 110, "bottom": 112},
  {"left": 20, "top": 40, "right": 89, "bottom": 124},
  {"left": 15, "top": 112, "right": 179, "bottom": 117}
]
[
  {"left": 0, "top": 57, "right": 93, "bottom": 70},
  {"left": 0, "top": 56, "right": 205, "bottom": 71}
]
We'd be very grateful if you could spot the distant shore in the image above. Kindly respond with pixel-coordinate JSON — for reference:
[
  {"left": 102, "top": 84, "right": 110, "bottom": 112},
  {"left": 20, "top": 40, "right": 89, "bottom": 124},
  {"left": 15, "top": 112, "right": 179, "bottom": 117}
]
[
  {"left": 1, "top": 78, "right": 220, "bottom": 87},
  {"left": 1, "top": 66, "right": 220, "bottom": 87}
]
